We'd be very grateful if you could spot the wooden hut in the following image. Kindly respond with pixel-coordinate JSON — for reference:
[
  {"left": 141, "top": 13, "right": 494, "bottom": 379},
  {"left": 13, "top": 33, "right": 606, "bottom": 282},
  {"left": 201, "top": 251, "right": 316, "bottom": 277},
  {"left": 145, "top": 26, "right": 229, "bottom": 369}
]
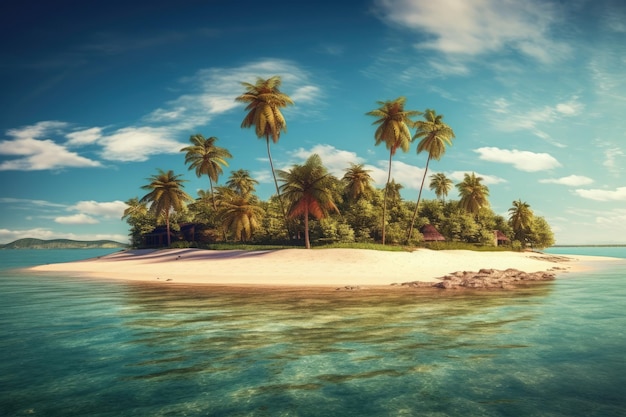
[
  {"left": 420, "top": 224, "right": 446, "bottom": 242},
  {"left": 494, "top": 230, "right": 509, "bottom": 246}
]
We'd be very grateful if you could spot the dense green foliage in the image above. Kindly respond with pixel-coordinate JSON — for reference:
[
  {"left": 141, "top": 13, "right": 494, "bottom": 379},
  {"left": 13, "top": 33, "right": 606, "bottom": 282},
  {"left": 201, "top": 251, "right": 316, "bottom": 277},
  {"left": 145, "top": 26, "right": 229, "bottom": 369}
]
[{"left": 122, "top": 76, "right": 555, "bottom": 250}]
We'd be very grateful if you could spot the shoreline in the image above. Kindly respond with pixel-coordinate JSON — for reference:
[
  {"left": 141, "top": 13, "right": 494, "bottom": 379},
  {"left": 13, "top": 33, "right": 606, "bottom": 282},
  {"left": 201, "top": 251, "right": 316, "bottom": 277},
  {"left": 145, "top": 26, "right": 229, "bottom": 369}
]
[{"left": 27, "top": 248, "right": 622, "bottom": 289}]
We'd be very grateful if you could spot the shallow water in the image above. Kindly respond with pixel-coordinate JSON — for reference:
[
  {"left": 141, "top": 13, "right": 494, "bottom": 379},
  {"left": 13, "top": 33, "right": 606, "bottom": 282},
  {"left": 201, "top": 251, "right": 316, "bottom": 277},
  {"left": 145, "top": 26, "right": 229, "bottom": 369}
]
[{"left": 1, "top": 249, "right": 625, "bottom": 416}]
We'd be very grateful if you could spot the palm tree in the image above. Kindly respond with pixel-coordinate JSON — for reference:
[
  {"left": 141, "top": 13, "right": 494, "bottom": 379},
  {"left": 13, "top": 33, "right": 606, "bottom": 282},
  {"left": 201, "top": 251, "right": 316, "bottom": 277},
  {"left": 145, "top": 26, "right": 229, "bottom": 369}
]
[
  {"left": 456, "top": 172, "right": 490, "bottom": 216},
  {"left": 227, "top": 169, "right": 259, "bottom": 197},
  {"left": 122, "top": 197, "right": 148, "bottom": 220},
  {"left": 218, "top": 194, "right": 264, "bottom": 242},
  {"left": 180, "top": 134, "right": 232, "bottom": 210},
  {"left": 366, "top": 97, "right": 421, "bottom": 244},
  {"left": 278, "top": 154, "right": 339, "bottom": 249},
  {"left": 235, "top": 75, "right": 294, "bottom": 223},
  {"left": 140, "top": 169, "right": 193, "bottom": 246},
  {"left": 509, "top": 199, "right": 534, "bottom": 242},
  {"left": 407, "top": 110, "right": 455, "bottom": 242},
  {"left": 430, "top": 173, "right": 453, "bottom": 202},
  {"left": 342, "top": 163, "right": 374, "bottom": 201}
]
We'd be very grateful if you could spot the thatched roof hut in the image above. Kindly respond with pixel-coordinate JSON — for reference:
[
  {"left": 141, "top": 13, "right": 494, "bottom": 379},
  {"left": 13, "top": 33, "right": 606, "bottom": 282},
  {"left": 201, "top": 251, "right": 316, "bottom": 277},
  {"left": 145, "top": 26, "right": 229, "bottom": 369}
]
[
  {"left": 494, "top": 230, "right": 509, "bottom": 246},
  {"left": 420, "top": 224, "right": 446, "bottom": 242}
]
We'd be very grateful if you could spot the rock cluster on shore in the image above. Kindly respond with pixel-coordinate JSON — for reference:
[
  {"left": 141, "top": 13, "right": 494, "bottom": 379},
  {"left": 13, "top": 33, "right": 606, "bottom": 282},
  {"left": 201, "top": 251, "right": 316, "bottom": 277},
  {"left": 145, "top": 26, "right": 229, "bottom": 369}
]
[{"left": 403, "top": 268, "right": 558, "bottom": 290}]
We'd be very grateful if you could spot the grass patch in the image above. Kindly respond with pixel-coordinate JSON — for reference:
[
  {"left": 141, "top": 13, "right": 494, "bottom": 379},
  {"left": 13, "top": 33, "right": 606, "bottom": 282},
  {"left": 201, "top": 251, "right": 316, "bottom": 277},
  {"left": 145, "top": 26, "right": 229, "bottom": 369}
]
[
  {"left": 422, "top": 241, "right": 512, "bottom": 252},
  {"left": 315, "top": 242, "right": 409, "bottom": 252}
]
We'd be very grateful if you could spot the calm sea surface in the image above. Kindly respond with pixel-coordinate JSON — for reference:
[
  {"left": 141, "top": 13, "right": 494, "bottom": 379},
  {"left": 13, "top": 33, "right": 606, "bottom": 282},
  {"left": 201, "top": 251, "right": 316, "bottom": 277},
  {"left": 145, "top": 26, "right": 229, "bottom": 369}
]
[{"left": 1, "top": 248, "right": 625, "bottom": 416}]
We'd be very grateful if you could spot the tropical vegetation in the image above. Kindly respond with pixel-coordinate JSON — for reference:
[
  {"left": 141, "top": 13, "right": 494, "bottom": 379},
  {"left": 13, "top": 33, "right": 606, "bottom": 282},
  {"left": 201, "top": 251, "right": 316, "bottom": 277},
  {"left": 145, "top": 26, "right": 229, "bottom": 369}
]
[{"left": 123, "top": 76, "right": 555, "bottom": 250}]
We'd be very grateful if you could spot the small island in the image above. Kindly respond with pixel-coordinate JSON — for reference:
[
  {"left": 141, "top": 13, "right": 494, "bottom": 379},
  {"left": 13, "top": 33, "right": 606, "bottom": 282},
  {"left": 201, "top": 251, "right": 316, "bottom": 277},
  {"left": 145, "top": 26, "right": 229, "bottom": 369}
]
[{"left": 1, "top": 238, "right": 128, "bottom": 250}]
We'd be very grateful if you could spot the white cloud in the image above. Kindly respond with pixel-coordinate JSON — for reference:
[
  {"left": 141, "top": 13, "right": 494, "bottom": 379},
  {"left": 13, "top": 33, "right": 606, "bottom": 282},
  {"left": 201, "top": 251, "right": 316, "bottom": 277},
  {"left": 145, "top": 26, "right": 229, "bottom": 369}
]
[
  {"left": 69, "top": 200, "right": 127, "bottom": 218},
  {"left": 288, "top": 144, "right": 365, "bottom": 178},
  {"left": 447, "top": 171, "right": 507, "bottom": 185},
  {"left": 374, "top": 0, "right": 570, "bottom": 63},
  {"left": 539, "top": 175, "right": 594, "bottom": 186},
  {"left": 6, "top": 121, "right": 68, "bottom": 140},
  {"left": 66, "top": 127, "right": 103, "bottom": 146},
  {"left": 55, "top": 213, "right": 99, "bottom": 224},
  {"left": 0, "top": 136, "right": 102, "bottom": 170},
  {"left": 99, "top": 126, "right": 182, "bottom": 162},
  {"left": 575, "top": 187, "right": 626, "bottom": 201},
  {"left": 474, "top": 147, "right": 561, "bottom": 172},
  {"left": 374, "top": 160, "right": 425, "bottom": 191},
  {"left": 0, "top": 121, "right": 102, "bottom": 170}
]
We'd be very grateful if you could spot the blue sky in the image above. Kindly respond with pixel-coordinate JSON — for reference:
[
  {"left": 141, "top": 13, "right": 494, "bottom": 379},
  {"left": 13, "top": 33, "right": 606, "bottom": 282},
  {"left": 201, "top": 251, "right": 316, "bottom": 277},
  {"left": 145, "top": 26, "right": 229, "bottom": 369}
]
[{"left": 1, "top": 0, "right": 625, "bottom": 245}]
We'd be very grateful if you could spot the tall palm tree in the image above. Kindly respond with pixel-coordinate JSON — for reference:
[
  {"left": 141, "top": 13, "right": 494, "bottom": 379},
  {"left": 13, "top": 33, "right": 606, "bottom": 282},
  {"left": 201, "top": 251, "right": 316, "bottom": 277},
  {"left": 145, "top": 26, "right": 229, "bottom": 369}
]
[
  {"left": 456, "top": 172, "right": 490, "bottom": 216},
  {"left": 429, "top": 173, "right": 453, "bottom": 202},
  {"left": 227, "top": 169, "right": 259, "bottom": 197},
  {"left": 140, "top": 169, "right": 193, "bottom": 246},
  {"left": 180, "top": 134, "right": 232, "bottom": 210},
  {"left": 278, "top": 154, "right": 339, "bottom": 249},
  {"left": 509, "top": 199, "right": 534, "bottom": 242},
  {"left": 366, "top": 97, "right": 421, "bottom": 244},
  {"left": 218, "top": 194, "right": 264, "bottom": 242},
  {"left": 407, "top": 110, "right": 455, "bottom": 242},
  {"left": 235, "top": 75, "right": 294, "bottom": 222},
  {"left": 342, "top": 163, "right": 374, "bottom": 201}
]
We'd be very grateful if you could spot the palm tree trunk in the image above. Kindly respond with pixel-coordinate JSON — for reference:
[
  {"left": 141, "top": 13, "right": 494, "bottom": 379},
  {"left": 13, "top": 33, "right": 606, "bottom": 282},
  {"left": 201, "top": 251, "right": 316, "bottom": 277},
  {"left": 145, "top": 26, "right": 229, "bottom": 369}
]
[
  {"left": 209, "top": 178, "right": 216, "bottom": 211},
  {"left": 266, "top": 137, "right": 290, "bottom": 238},
  {"left": 165, "top": 210, "right": 171, "bottom": 247},
  {"left": 382, "top": 150, "right": 393, "bottom": 245},
  {"left": 407, "top": 155, "right": 431, "bottom": 243},
  {"left": 304, "top": 206, "right": 310, "bottom": 249}
]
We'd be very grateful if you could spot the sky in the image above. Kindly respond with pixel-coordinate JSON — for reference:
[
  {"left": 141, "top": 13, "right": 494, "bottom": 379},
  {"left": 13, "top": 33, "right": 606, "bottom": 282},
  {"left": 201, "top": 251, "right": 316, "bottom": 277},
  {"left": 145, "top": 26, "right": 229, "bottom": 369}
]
[{"left": 1, "top": 0, "right": 625, "bottom": 245}]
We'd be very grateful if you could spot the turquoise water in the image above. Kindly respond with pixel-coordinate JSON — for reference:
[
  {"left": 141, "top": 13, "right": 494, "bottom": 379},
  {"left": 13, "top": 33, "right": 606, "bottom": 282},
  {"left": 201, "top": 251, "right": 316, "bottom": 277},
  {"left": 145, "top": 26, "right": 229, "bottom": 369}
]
[{"left": 1, "top": 249, "right": 625, "bottom": 416}]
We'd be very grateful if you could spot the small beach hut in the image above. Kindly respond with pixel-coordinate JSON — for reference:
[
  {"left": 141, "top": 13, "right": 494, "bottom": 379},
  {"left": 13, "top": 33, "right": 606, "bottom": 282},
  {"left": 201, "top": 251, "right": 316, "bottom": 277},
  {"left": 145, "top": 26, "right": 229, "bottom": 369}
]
[
  {"left": 494, "top": 230, "right": 509, "bottom": 246},
  {"left": 420, "top": 224, "right": 446, "bottom": 242}
]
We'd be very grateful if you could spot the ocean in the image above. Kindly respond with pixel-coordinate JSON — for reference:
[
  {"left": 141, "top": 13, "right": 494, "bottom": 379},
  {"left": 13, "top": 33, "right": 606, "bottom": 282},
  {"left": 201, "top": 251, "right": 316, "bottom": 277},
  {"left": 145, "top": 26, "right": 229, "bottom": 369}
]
[{"left": 0, "top": 248, "right": 625, "bottom": 417}]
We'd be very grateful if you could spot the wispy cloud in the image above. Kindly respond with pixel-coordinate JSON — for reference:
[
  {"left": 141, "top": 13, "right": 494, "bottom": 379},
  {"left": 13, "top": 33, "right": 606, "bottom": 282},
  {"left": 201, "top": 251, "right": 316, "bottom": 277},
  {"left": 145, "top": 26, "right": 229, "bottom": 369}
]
[
  {"left": 485, "top": 96, "right": 583, "bottom": 146},
  {"left": 474, "top": 147, "right": 561, "bottom": 172},
  {"left": 575, "top": 187, "right": 626, "bottom": 201},
  {"left": 374, "top": 0, "right": 571, "bottom": 64},
  {"left": 539, "top": 175, "right": 594, "bottom": 186}
]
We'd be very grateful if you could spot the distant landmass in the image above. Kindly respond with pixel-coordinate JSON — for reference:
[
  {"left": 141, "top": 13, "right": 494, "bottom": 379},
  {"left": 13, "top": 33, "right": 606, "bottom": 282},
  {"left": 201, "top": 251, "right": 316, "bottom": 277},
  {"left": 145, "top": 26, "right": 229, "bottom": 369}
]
[{"left": 0, "top": 238, "right": 128, "bottom": 249}]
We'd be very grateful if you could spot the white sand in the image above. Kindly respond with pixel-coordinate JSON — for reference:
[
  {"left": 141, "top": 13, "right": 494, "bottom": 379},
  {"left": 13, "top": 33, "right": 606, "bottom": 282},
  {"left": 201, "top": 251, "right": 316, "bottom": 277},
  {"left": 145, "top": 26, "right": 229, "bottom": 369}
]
[{"left": 28, "top": 248, "right": 619, "bottom": 288}]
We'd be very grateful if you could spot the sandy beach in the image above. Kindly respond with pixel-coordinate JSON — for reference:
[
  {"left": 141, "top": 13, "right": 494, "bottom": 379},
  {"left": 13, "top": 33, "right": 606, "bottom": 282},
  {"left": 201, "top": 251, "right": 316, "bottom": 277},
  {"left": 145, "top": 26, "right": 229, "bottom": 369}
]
[{"left": 28, "top": 248, "right": 620, "bottom": 288}]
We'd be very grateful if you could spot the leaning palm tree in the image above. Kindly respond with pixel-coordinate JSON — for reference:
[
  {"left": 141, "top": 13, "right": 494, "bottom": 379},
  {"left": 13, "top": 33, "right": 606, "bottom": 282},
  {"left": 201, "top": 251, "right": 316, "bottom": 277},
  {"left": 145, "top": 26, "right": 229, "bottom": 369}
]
[
  {"left": 407, "top": 110, "right": 455, "bottom": 242},
  {"left": 218, "top": 194, "right": 264, "bottom": 242},
  {"left": 456, "top": 172, "right": 490, "bottom": 216},
  {"left": 342, "top": 163, "right": 374, "bottom": 201},
  {"left": 429, "top": 172, "right": 453, "bottom": 202},
  {"left": 140, "top": 169, "right": 193, "bottom": 246},
  {"left": 509, "top": 199, "right": 534, "bottom": 242},
  {"left": 235, "top": 75, "right": 294, "bottom": 223},
  {"left": 227, "top": 169, "right": 259, "bottom": 197},
  {"left": 367, "top": 97, "right": 421, "bottom": 244},
  {"left": 180, "top": 134, "right": 232, "bottom": 210},
  {"left": 278, "top": 154, "right": 339, "bottom": 249}
]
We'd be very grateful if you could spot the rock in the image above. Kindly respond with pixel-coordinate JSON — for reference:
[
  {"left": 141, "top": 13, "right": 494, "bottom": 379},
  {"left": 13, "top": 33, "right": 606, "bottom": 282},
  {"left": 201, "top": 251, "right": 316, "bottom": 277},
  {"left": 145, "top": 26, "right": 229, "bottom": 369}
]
[{"left": 412, "top": 268, "right": 555, "bottom": 290}]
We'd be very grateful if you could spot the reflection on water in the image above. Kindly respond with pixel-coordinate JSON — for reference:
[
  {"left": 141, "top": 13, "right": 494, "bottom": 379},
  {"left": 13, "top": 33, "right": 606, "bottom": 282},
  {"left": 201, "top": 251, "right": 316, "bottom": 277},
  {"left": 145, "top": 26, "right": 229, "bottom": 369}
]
[{"left": 1, "top": 269, "right": 625, "bottom": 417}]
